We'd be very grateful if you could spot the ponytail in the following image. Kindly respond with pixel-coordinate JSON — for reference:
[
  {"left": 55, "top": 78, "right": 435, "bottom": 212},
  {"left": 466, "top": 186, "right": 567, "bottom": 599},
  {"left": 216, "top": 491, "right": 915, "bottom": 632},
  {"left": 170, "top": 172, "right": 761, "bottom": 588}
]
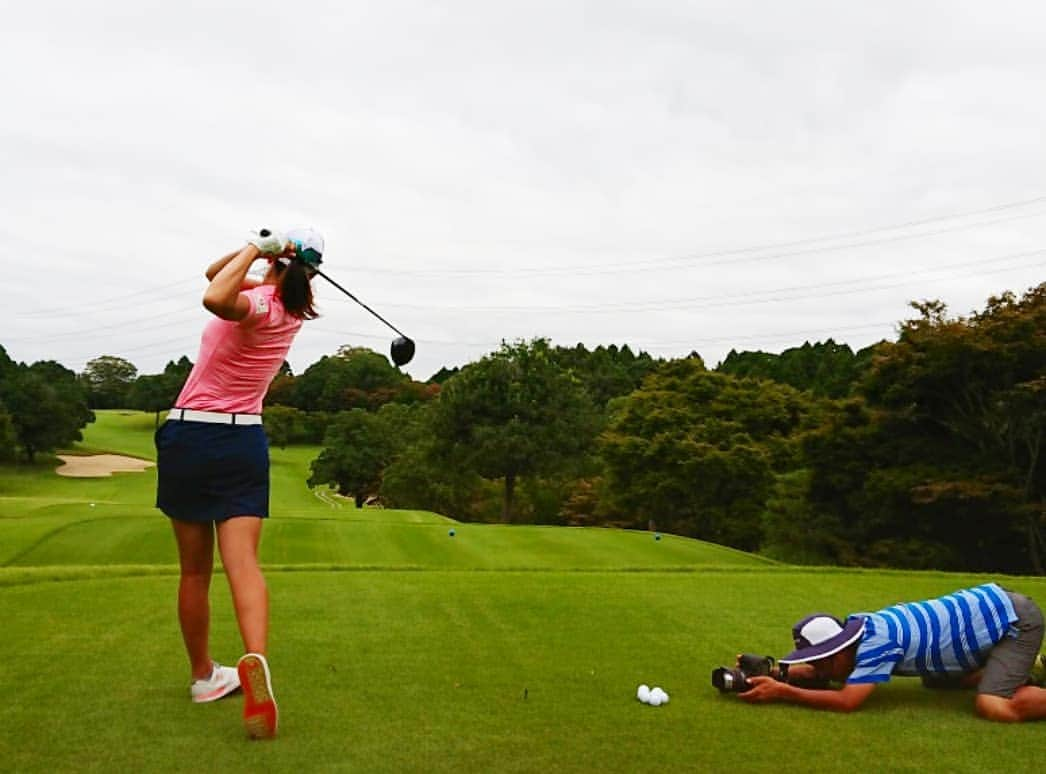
[{"left": 274, "top": 260, "right": 319, "bottom": 320}]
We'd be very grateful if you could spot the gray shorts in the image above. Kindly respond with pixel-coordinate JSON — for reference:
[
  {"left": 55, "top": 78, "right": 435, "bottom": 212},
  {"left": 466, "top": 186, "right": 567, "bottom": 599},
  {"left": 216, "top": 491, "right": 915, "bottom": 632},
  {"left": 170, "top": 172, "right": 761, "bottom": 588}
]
[{"left": 977, "top": 591, "right": 1044, "bottom": 699}]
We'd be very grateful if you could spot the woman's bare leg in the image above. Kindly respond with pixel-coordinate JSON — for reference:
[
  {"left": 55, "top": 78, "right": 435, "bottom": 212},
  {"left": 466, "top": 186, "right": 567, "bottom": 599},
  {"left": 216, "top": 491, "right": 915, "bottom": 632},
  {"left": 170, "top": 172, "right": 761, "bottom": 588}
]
[
  {"left": 170, "top": 519, "right": 215, "bottom": 680},
  {"left": 216, "top": 516, "right": 268, "bottom": 655}
]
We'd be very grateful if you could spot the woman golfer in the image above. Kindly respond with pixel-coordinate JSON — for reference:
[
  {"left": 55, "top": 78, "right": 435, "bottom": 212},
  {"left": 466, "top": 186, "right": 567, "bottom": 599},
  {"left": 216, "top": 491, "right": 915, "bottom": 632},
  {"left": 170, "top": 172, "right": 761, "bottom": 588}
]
[{"left": 155, "top": 227, "right": 322, "bottom": 739}]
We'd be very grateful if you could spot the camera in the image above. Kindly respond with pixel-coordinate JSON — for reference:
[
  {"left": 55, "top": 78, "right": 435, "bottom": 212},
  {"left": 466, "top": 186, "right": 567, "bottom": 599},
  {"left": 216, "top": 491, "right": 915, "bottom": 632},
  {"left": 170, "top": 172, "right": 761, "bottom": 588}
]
[{"left": 711, "top": 653, "right": 788, "bottom": 693}]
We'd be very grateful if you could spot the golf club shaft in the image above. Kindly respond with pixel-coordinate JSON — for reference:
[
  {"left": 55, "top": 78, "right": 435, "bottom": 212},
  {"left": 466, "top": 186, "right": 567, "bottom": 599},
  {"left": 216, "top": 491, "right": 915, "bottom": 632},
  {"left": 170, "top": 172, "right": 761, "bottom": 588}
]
[{"left": 314, "top": 269, "right": 409, "bottom": 339}]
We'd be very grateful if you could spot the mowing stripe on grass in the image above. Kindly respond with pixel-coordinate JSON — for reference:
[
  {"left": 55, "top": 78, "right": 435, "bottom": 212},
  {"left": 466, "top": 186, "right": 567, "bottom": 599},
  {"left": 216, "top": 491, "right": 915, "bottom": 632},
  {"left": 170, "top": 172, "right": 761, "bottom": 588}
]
[{"left": 3, "top": 570, "right": 1045, "bottom": 773}]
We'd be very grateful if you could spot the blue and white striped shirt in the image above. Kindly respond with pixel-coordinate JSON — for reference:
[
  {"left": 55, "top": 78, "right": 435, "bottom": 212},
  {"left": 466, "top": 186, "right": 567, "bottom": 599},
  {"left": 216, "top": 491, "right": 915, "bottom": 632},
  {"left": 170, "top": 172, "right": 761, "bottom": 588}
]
[{"left": 847, "top": 583, "right": 1018, "bottom": 684}]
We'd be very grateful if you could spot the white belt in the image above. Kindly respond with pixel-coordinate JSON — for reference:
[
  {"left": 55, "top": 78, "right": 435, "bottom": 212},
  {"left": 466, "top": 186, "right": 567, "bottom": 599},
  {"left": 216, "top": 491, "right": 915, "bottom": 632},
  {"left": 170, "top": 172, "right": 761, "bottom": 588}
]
[{"left": 167, "top": 408, "right": 263, "bottom": 425}]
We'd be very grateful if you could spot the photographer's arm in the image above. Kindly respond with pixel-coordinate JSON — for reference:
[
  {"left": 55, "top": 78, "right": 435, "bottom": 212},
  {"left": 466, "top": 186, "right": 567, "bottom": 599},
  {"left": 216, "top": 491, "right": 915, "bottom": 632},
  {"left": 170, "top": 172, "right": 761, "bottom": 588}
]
[
  {"left": 780, "top": 663, "right": 831, "bottom": 689},
  {"left": 732, "top": 658, "right": 829, "bottom": 689},
  {"left": 738, "top": 677, "right": 876, "bottom": 713}
]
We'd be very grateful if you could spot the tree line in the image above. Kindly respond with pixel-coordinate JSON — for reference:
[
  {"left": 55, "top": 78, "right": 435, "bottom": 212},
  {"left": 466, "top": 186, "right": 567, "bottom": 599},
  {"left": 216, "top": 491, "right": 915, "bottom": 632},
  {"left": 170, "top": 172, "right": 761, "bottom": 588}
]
[
  {"left": 301, "top": 285, "right": 1044, "bottom": 575},
  {"left": 0, "top": 348, "right": 93, "bottom": 463},
  {"left": 2, "top": 282, "right": 1041, "bottom": 574}
]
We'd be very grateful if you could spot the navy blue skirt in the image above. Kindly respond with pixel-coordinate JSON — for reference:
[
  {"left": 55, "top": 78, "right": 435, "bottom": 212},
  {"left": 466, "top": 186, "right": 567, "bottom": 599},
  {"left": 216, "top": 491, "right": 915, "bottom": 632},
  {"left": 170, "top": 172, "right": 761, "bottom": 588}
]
[{"left": 155, "top": 420, "right": 270, "bottom": 522}]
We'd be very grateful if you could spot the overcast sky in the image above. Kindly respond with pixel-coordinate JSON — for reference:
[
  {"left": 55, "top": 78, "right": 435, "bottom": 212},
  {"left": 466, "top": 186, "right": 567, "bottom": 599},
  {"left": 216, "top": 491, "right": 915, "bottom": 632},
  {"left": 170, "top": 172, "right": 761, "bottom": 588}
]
[{"left": 3, "top": 1, "right": 1044, "bottom": 380}]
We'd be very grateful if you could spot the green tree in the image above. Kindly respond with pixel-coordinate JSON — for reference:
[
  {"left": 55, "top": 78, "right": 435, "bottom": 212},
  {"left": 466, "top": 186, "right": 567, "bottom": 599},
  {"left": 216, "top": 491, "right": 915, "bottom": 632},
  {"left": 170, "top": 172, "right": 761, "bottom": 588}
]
[
  {"left": 263, "top": 405, "right": 309, "bottom": 448},
  {"left": 127, "top": 375, "right": 173, "bottom": 427},
  {"left": 761, "top": 469, "right": 845, "bottom": 564},
  {"left": 378, "top": 402, "right": 493, "bottom": 519},
  {"left": 163, "top": 356, "right": 194, "bottom": 393},
  {"left": 0, "top": 361, "right": 94, "bottom": 462},
  {"left": 599, "top": 358, "right": 817, "bottom": 549},
  {"left": 81, "top": 355, "right": 138, "bottom": 409},
  {"left": 265, "top": 372, "right": 297, "bottom": 406},
  {"left": 0, "top": 345, "right": 15, "bottom": 380},
  {"left": 428, "top": 338, "right": 600, "bottom": 522},
  {"left": 549, "top": 343, "right": 660, "bottom": 408},
  {"left": 802, "top": 399, "right": 1028, "bottom": 571},
  {"left": 308, "top": 409, "right": 393, "bottom": 507},
  {"left": 803, "top": 284, "right": 1045, "bottom": 574},
  {"left": 292, "top": 347, "right": 408, "bottom": 412},
  {"left": 126, "top": 356, "right": 195, "bottom": 427},
  {"left": 261, "top": 360, "right": 296, "bottom": 406},
  {"left": 427, "top": 366, "right": 460, "bottom": 384},
  {"left": 0, "top": 347, "right": 20, "bottom": 460},
  {"left": 159, "top": 356, "right": 194, "bottom": 408},
  {"left": 717, "top": 340, "right": 876, "bottom": 398},
  {"left": 861, "top": 285, "right": 1045, "bottom": 571},
  {"left": 0, "top": 400, "right": 17, "bottom": 461}
]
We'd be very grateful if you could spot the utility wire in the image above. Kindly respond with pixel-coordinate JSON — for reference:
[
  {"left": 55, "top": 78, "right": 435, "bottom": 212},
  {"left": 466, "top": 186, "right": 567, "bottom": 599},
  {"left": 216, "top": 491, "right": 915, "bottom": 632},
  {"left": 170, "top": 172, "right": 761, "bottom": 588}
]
[
  {"left": 635, "top": 320, "right": 897, "bottom": 349},
  {"left": 13, "top": 277, "right": 201, "bottom": 320},
  {"left": 4, "top": 306, "right": 205, "bottom": 343},
  {"left": 10, "top": 194, "right": 1045, "bottom": 363},
  {"left": 305, "top": 326, "right": 499, "bottom": 348},
  {"left": 7, "top": 195, "right": 1046, "bottom": 325},
  {"left": 7, "top": 246, "right": 1041, "bottom": 350},
  {"left": 351, "top": 196, "right": 1046, "bottom": 276},
  {"left": 344, "top": 248, "right": 1046, "bottom": 313}
]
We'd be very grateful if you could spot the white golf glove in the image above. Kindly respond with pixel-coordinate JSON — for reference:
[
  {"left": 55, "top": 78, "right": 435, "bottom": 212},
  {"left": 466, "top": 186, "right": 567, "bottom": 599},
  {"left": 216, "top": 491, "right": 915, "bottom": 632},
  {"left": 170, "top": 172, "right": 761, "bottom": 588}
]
[{"left": 247, "top": 228, "right": 289, "bottom": 256}]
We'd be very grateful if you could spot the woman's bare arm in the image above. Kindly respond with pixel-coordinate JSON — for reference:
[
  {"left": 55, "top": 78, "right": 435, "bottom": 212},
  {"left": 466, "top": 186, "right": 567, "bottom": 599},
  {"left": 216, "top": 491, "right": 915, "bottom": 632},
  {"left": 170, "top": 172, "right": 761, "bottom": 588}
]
[
  {"left": 202, "top": 245, "right": 259, "bottom": 321},
  {"left": 206, "top": 248, "right": 262, "bottom": 288}
]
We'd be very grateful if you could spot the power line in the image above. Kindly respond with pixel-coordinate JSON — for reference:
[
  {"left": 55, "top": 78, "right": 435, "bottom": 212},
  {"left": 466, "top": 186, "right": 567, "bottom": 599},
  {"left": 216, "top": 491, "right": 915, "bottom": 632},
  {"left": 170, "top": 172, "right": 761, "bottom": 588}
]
[
  {"left": 7, "top": 195, "right": 1045, "bottom": 327},
  {"left": 8, "top": 246, "right": 1040, "bottom": 355},
  {"left": 4, "top": 305, "right": 205, "bottom": 343},
  {"left": 9, "top": 193, "right": 1043, "bottom": 368},
  {"left": 13, "top": 277, "right": 201, "bottom": 320},
  {"left": 357, "top": 248, "right": 1046, "bottom": 313},
  {"left": 352, "top": 195, "right": 1046, "bottom": 277},
  {"left": 571, "top": 255, "right": 1046, "bottom": 314},
  {"left": 12, "top": 332, "right": 201, "bottom": 372},
  {"left": 635, "top": 320, "right": 897, "bottom": 350},
  {"left": 305, "top": 326, "right": 499, "bottom": 348}
]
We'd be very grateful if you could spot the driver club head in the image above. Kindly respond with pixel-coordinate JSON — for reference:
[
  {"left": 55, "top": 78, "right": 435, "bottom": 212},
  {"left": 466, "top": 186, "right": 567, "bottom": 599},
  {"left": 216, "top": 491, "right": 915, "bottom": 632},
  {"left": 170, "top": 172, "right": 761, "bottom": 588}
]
[
  {"left": 311, "top": 267, "right": 416, "bottom": 367},
  {"left": 391, "top": 336, "right": 415, "bottom": 366}
]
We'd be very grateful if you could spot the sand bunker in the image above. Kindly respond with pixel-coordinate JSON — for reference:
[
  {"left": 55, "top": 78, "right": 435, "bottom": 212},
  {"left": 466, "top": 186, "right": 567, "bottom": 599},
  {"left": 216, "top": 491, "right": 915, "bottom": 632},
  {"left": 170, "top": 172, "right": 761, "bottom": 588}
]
[{"left": 56, "top": 454, "right": 155, "bottom": 478}]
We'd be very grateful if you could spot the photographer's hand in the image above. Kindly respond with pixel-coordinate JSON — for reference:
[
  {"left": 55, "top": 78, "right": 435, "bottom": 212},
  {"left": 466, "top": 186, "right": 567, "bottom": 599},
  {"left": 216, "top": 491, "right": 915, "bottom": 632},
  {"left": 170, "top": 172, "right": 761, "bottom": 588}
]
[
  {"left": 735, "top": 654, "right": 783, "bottom": 680},
  {"left": 737, "top": 676, "right": 787, "bottom": 703}
]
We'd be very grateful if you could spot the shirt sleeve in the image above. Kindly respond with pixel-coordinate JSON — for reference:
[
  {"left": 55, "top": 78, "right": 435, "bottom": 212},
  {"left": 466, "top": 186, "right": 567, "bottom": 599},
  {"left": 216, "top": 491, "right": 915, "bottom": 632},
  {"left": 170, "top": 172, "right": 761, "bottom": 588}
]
[
  {"left": 238, "top": 288, "right": 271, "bottom": 328},
  {"left": 847, "top": 631, "right": 903, "bottom": 684}
]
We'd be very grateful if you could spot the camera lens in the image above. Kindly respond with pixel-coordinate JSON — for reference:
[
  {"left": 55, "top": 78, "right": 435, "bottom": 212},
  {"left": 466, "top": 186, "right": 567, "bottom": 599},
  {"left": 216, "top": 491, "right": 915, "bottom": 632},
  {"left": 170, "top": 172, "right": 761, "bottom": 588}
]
[{"left": 711, "top": 667, "right": 748, "bottom": 693}]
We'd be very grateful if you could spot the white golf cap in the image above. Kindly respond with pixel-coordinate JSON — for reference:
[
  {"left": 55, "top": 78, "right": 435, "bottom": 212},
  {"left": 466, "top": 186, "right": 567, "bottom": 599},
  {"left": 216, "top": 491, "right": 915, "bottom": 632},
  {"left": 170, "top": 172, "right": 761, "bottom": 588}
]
[
  {"left": 286, "top": 226, "right": 324, "bottom": 266},
  {"left": 778, "top": 613, "right": 866, "bottom": 664}
]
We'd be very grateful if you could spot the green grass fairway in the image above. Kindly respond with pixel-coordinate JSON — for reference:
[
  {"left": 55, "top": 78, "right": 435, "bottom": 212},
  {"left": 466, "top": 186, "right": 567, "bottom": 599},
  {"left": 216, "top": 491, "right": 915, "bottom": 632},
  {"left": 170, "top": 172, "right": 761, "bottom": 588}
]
[
  {"left": 0, "top": 411, "right": 1043, "bottom": 772},
  {"left": 0, "top": 411, "right": 770, "bottom": 573}
]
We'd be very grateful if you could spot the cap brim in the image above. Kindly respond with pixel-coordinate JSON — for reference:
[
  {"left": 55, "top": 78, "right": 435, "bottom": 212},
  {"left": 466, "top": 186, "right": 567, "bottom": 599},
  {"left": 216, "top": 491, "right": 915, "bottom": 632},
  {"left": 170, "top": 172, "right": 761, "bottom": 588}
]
[{"left": 778, "top": 616, "right": 866, "bottom": 664}]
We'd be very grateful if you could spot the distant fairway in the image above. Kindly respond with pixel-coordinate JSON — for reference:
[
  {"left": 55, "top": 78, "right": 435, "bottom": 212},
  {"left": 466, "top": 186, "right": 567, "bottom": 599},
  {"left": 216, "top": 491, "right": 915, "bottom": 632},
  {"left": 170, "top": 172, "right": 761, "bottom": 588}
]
[
  {"left": 0, "top": 410, "right": 772, "bottom": 573},
  {"left": 1, "top": 411, "right": 1043, "bottom": 773}
]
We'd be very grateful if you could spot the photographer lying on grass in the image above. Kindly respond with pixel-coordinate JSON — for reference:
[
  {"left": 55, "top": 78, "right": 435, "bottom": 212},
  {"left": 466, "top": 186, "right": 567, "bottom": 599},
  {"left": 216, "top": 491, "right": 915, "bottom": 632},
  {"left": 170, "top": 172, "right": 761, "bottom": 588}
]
[{"left": 737, "top": 582, "right": 1046, "bottom": 722}]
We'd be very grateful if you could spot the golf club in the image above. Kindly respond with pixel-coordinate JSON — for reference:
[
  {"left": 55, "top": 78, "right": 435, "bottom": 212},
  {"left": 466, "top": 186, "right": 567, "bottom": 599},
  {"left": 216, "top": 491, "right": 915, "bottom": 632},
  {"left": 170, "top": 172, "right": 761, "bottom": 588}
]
[{"left": 313, "top": 269, "right": 416, "bottom": 367}]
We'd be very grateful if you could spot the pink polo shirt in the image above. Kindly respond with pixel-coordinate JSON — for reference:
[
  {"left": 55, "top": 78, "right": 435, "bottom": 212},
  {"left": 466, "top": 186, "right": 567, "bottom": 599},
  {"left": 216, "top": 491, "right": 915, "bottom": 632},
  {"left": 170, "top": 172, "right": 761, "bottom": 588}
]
[{"left": 175, "top": 285, "right": 302, "bottom": 415}]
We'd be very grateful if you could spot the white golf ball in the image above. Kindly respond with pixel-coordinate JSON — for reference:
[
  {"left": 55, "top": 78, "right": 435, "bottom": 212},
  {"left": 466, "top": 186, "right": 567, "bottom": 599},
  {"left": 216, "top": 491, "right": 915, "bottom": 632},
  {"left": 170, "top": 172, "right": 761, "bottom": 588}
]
[
  {"left": 637, "top": 684, "right": 651, "bottom": 703},
  {"left": 647, "top": 692, "right": 663, "bottom": 706},
  {"left": 89, "top": 503, "right": 96, "bottom": 508},
  {"left": 652, "top": 687, "right": 669, "bottom": 704}
]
